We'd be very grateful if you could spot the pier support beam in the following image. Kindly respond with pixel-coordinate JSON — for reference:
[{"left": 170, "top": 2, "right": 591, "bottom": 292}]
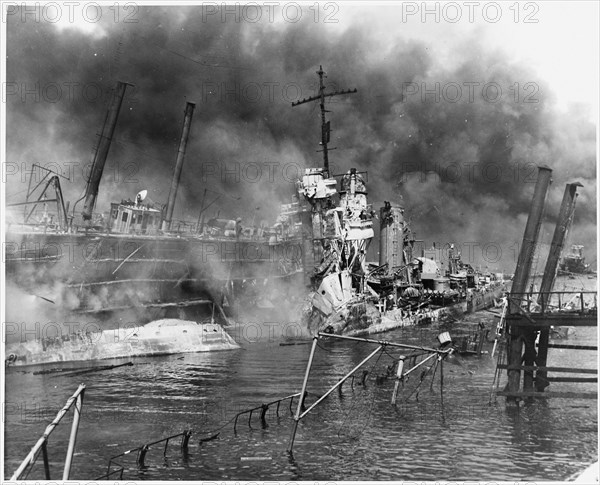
[
  {"left": 506, "top": 166, "right": 552, "bottom": 401},
  {"left": 535, "top": 182, "right": 582, "bottom": 391}
]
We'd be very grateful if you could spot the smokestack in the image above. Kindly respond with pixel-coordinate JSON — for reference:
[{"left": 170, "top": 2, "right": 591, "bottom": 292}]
[
  {"left": 509, "top": 166, "right": 553, "bottom": 296},
  {"left": 162, "top": 101, "right": 196, "bottom": 231},
  {"left": 82, "top": 81, "right": 130, "bottom": 221},
  {"left": 379, "top": 202, "right": 404, "bottom": 275}
]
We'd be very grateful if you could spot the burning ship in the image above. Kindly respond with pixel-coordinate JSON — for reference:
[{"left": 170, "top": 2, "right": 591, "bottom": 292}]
[
  {"left": 6, "top": 83, "right": 304, "bottom": 311},
  {"left": 287, "top": 167, "right": 506, "bottom": 336},
  {"left": 271, "top": 66, "right": 508, "bottom": 336},
  {"left": 5, "top": 69, "right": 506, "bottom": 365},
  {"left": 5, "top": 81, "right": 304, "bottom": 364}
]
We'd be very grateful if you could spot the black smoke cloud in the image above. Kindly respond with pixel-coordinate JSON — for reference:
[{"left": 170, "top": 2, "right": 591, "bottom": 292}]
[{"left": 6, "top": 5, "right": 597, "bottom": 271}]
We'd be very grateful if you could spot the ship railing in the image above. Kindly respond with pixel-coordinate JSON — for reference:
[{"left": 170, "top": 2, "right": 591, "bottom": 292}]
[
  {"left": 99, "top": 391, "right": 306, "bottom": 478},
  {"left": 5, "top": 221, "right": 65, "bottom": 234},
  {"left": 508, "top": 291, "right": 597, "bottom": 315},
  {"left": 100, "top": 429, "right": 193, "bottom": 479},
  {"left": 10, "top": 384, "right": 86, "bottom": 481},
  {"left": 95, "top": 467, "right": 125, "bottom": 480},
  {"left": 231, "top": 391, "right": 304, "bottom": 432}
]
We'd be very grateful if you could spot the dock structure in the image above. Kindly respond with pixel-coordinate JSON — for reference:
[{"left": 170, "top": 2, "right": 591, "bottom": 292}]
[
  {"left": 496, "top": 171, "right": 597, "bottom": 402},
  {"left": 497, "top": 289, "right": 597, "bottom": 401}
]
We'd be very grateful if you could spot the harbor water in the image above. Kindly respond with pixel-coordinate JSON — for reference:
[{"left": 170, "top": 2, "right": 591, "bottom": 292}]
[{"left": 4, "top": 277, "right": 597, "bottom": 481}]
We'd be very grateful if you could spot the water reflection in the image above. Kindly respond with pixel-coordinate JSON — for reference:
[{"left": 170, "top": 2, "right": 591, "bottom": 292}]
[{"left": 4, "top": 279, "right": 597, "bottom": 481}]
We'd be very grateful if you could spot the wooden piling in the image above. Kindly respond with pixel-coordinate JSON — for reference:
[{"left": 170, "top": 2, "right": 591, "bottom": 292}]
[
  {"left": 535, "top": 182, "right": 582, "bottom": 391},
  {"left": 506, "top": 166, "right": 552, "bottom": 402}
]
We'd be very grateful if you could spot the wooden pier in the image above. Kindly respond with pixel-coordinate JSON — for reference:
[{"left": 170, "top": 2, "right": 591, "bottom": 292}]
[
  {"left": 495, "top": 172, "right": 596, "bottom": 402},
  {"left": 496, "top": 290, "right": 597, "bottom": 401}
]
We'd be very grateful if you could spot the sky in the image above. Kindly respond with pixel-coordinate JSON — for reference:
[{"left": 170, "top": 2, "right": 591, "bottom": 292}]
[{"left": 2, "top": 1, "right": 598, "bottom": 272}]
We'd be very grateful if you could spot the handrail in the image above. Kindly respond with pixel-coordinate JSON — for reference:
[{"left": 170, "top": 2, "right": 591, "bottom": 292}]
[
  {"left": 103, "top": 391, "right": 305, "bottom": 478},
  {"left": 95, "top": 466, "right": 125, "bottom": 480},
  {"left": 232, "top": 392, "right": 302, "bottom": 431},
  {"left": 101, "top": 429, "right": 195, "bottom": 478},
  {"left": 107, "top": 429, "right": 192, "bottom": 471},
  {"left": 509, "top": 291, "right": 596, "bottom": 315},
  {"left": 11, "top": 384, "right": 86, "bottom": 480}
]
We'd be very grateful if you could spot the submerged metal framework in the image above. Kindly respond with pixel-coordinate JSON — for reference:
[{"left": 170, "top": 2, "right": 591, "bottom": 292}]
[
  {"left": 11, "top": 384, "right": 86, "bottom": 480},
  {"left": 100, "top": 390, "right": 306, "bottom": 479},
  {"left": 286, "top": 332, "right": 453, "bottom": 453}
]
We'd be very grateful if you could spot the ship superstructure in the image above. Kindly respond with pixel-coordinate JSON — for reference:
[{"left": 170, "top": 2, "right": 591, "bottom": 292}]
[
  {"left": 5, "top": 81, "right": 303, "bottom": 339},
  {"left": 5, "top": 70, "right": 506, "bottom": 350},
  {"left": 559, "top": 244, "right": 592, "bottom": 275},
  {"left": 282, "top": 66, "right": 507, "bottom": 335}
]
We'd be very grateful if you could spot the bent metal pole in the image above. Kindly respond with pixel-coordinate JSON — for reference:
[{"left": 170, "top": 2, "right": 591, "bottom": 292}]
[
  {"left": 11, "top": 384, "right": 86, "bottom": 480},
  {"left": 287, "top": 341, "right": 384, "bottom": 453},
  {"left": 318, "top": 331, "right": 443, "bottom": 353},
  {"left": 63, "top": 386, "right": 85, "bottom": 479},
  {"left": 287, "top": 336, "right": 318, "bottom": 453}
]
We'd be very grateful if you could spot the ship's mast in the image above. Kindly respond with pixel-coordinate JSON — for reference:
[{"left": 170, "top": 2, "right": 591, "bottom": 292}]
[{"left": 292, "top": 65, "right": 357, "bottom": 175}]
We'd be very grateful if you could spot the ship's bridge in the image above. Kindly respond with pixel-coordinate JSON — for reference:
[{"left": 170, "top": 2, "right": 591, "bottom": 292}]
[{"left": 110, "top": 200, "right": 162, "bottom": 235}]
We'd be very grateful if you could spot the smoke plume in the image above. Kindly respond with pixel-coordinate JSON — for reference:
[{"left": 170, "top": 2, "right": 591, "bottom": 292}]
[{"left": 6, "top": 5, "right": 597, "bottom": 273}]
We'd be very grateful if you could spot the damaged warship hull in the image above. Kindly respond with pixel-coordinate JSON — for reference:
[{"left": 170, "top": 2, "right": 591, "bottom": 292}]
[
  {"left": 306, "top": 282, "right": 507, "bottom": 337},
  {"left": 5, "top": 81, "right": 305, "bottom": 351},
  {"left": 5, "top": 228, "right": 304, "bottom": 339},
  {"left": 291, "top": 67, "right": 509, "bottom": 337}
]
